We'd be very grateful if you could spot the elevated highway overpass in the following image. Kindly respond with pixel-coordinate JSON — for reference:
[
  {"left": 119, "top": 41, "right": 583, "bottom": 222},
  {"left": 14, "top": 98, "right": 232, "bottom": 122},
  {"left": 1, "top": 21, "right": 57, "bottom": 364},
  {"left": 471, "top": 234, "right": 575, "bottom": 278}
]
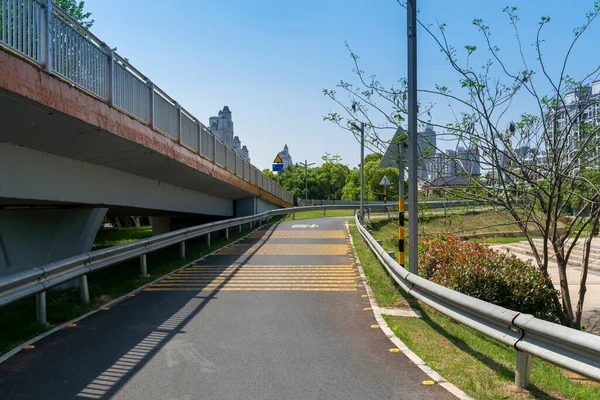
[{"left": 0, "top": 1, "right": 291, "bottom": 277}]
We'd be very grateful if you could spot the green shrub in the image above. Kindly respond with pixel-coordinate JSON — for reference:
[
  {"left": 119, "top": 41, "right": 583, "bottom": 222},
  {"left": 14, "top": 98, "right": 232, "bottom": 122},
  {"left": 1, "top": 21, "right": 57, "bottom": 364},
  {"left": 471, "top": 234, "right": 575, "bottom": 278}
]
[{"left": 419, "top": 236, "right": 562, "bottom": 323}]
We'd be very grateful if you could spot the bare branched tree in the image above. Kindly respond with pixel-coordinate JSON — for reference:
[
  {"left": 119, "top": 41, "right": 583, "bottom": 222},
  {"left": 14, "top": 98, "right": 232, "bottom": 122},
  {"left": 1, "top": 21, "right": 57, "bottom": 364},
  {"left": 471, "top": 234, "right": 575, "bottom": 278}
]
[{"left": 325, "top": 2, "right": 600, "bottom": 329}]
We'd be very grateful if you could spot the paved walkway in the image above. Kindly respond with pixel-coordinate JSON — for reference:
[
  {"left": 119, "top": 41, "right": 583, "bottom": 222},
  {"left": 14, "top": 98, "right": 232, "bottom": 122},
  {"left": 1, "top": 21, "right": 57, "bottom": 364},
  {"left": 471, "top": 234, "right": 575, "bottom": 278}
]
[
  {"left": 493, "top": 244, "right": 600, "bottom": 335},
  {"left": 0, "top": 218, "right": 456, "bottom": 399}
]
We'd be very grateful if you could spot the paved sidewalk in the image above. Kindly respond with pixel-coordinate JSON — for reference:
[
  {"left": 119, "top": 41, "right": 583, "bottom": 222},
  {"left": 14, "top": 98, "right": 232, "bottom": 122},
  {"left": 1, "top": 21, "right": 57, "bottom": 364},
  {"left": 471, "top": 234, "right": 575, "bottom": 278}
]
[
  {"left": 493, "top": 244, "right": 600, "bottom": 334},
  {"left": 0, "top": 218, "right": 456, "bottom": 399}
]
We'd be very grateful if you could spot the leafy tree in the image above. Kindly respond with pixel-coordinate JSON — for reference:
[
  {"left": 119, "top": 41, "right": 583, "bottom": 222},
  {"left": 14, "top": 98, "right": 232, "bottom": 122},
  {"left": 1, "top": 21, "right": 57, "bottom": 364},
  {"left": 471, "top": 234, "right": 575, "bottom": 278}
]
[
  {"left": 325, "top": 1, "right": 600, "bottom": 328},
  {"left": 54, "top": 0, "right": 94, "bottom": 29}
]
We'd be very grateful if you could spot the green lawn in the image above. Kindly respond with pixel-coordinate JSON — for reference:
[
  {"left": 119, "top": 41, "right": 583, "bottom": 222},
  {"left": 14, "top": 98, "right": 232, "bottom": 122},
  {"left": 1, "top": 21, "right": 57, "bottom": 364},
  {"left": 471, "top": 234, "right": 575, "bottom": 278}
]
[
  {"left": 0, "top": 223, "right": 262, "bottom": 356},
  {"left": 283, "top": 209, "right": 356, "bottom": 220},
  {"left": 348, "top": 222, "right": 600, "bottom": 399},
  {"left": 92, "top": 226, "right": 153, "bottom": 250}
]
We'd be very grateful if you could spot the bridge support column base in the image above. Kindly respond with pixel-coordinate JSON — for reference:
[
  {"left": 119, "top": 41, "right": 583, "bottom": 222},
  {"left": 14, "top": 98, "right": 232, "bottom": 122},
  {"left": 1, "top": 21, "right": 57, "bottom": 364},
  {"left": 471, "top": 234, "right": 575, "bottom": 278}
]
[{"left": 0, "top": 207, "right": 107, "bottom": 289}]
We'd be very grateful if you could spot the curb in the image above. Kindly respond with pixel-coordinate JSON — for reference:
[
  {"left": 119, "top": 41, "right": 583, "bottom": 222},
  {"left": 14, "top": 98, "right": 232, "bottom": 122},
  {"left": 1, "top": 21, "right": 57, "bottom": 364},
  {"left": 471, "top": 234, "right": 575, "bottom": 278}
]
[
  {"left": 0, "top": 223, "right": 272, "bottom": 364},
  {"left": 345, "top": 221, "right": 473, "bottom": 400}
]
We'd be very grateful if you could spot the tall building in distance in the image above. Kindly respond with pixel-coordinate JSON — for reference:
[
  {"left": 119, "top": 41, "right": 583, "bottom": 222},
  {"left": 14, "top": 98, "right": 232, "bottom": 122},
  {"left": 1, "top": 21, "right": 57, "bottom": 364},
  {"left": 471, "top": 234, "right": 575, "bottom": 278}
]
[
  {"left": 208, "top": 106, "right": 250, "bottom": 162},
  {"left": 417, "top": 125, "right": 437, "bottom": 181},
  {"left": 277, "top": 144, "right": 293, "bottom": 169},
  {"left": 552, "top": 80, "right": 600, "bottom": 172}
]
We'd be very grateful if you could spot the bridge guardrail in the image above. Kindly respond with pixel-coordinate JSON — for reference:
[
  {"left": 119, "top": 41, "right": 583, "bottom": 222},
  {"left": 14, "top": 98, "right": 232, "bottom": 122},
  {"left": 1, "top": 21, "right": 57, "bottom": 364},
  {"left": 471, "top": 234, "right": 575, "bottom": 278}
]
[
  {"left": 0, "top": 204, "right": 599, "bottom": 386},
  {"left": 0, "top": 0, "right": 292, "bottom": 206}
]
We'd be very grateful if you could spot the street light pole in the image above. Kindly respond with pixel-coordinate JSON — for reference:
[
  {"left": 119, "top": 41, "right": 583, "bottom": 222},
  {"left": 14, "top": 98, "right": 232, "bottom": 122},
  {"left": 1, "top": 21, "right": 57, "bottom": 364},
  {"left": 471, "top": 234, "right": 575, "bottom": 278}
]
[
  {"left": 407, "top": 0, "right": 418, "bottom": 275},
  {"left": 301, "top": 159, "right": 315, "bottom": 200},
  {"left": 359, "top": 122, "right": 365, "bottom": 223}
]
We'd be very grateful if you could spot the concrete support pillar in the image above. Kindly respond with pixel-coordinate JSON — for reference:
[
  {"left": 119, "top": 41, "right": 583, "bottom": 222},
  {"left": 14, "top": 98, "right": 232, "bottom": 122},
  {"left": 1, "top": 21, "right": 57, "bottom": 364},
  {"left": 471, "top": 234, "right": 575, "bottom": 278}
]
[
  {"left": 36, "top": 291, "right": 47, "bottom": 325},
  {"left": 140, "top": 254, "right": 149, "bottom": 277},
  {"left": 150, "top": 216, "right": 171, "bottom": 236},
  {"left": 0, "top": 207, "right": 107, "bottom": 288},
  {"left": 80, "top": 275, "right": 90, "bottom": 304}
]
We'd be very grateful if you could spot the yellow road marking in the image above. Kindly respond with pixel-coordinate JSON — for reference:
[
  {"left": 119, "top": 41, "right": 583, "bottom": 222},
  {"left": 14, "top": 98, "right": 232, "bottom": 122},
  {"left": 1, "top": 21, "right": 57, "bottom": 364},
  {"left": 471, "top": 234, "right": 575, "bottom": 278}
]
[
  {"left": 422, "top": 381, "right": 435, "bottom": 385},
  {"left": 247, "top": 231, "right": 346, "bottom": 239},
  {"left": 23, "top": 345, "right": 35, "bottom": 349},
  {"left": 371, "top": 325, "right": 380, "bottom": 329},
  {"left": 150, "top": 281, "right": 355, "bottom": 287},
  {"left": 215, "top": 244, "right": 349, "bottom": 256},
  {"left": 389, "top": 348, "right": 400, "bottom": 353},
  {"left": 143, "top": 287, "right": 357, "bottom": 292}
]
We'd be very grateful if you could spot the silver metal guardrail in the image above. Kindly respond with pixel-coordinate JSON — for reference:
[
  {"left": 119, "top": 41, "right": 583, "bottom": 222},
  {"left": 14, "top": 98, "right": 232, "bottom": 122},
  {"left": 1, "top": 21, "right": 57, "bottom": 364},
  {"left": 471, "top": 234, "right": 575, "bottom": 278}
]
[
  {"left": 2, "top": 204, "right": 599, "bottom": 390},
  {"left": 0, "top": 0, "right": 292, "bottom": 205},
  {"left": 354, "top": 213, "right": 600, "bottom": 387},
  {"left": 0, "top": 205, "right": 387, "bottom": 320}
]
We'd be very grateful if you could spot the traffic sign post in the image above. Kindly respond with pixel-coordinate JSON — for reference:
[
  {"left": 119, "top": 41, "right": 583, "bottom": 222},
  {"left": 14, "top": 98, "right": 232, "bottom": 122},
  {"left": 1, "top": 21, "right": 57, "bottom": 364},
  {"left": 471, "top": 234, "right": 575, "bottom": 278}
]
[
  {"left": 272, "top": 154, "right": 284, "bottom": 173},
  {"left": 379, "top": 175, "right": 391, "bottom": 204}
]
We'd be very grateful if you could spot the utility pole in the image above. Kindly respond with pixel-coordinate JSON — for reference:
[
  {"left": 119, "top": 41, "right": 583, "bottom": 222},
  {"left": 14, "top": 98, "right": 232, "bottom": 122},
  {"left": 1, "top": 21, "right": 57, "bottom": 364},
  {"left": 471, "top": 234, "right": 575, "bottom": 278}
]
[
  {"left": 359, "top": 122, "right": 365, "bottom": 223},
  {"left": 301, "top": 160, "right": 315, "bottom": 200},
  {"left": 397, "top": 140, "right": 405, "bottom": 268},
  {"left": 407, "top": 0, "right": 418, "bottom": 275}
]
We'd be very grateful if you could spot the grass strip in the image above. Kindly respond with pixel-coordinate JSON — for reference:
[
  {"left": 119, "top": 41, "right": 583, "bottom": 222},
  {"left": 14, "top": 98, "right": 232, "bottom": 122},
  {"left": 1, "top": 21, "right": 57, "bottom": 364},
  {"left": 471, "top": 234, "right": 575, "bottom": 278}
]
[
  {"left": 0, "top": 223, "right": 263, "bottom": 356},
  {"left": 348, "top": 222, "right": 600, "bottom": 400}
]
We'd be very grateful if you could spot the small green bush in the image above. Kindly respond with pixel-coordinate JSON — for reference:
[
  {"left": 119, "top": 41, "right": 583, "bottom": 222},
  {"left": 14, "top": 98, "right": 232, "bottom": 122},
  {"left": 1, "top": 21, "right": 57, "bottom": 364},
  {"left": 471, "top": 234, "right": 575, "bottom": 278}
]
[{"left": 419, "top": 236, "right": 562, "bottom": 323}]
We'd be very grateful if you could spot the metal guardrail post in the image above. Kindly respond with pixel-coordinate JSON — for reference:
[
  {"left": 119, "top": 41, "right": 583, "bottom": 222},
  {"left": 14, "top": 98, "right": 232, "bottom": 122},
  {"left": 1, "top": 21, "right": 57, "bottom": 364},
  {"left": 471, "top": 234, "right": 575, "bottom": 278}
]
[
  {"left": 292, "top": 212, "right": 295, "bottom": 220},
  {"left": 176, "top": 103, "right": 182, "bottom": 142},
  {"left": 387, "top": 251, "right": 396, "bottom": 259},
  {"left": 147, "top": 80, "right": 155, "bottom": 128},
  {"left": 140, "top": 254, "right": 149, "bottom": 277},
  {"left": 80, "top": 275, "right": 90, "bottom": 304},
  {"left": 180, "top": 241, "right": 185, "bottom": 259},
  {"left": 105, "top": 46, "right": 115, "bottom": 105},
  {"left": 40, "top": 0, "right": 53, "bottom": 72},
  {"left": 212, "top": 136, "right": 217, "bottom": 162},
  {"left": 207, "top": 233, "right": 211, "bottom": 247},
  {"left": 515, "top": 351, "right": 531, "bottom": 388},
  {"left": 323, "top": 209, "right": 326, "bottom": 217},
  {"left": 196, "top": 120, "right": 202, "bottom": 154},
  {"left": 36, "top": 292, "right": 47, "bottom": 325},
  {"left": 238, "top": 225, "right": 242, "bottom": 234},
  {"left": 367, "top": 208, "right": 371, "bottom": 220},
  {"left": 225, "top": 228, "right": 229, "bottom": 241}
]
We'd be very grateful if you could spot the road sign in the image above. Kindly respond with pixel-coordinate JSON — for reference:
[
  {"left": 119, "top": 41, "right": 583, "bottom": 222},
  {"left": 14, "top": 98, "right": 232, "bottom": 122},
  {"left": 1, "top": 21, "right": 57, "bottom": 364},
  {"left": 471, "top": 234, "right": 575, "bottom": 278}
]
[
  {"left": 380, "top": 175, "right": 391, "bottom": 187},
  {"left": 272, "top": 163, "right": 284, "bottom": 172},
  {"left": 273, "top": 154, "right": 283, "bottom": 163}
]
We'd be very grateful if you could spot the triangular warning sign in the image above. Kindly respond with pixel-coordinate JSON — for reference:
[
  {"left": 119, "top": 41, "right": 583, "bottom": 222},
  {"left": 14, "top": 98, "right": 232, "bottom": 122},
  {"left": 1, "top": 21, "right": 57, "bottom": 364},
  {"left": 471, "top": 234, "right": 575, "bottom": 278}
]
[{"left": 273, "top": 154, "right": 283, "bottom": 163}]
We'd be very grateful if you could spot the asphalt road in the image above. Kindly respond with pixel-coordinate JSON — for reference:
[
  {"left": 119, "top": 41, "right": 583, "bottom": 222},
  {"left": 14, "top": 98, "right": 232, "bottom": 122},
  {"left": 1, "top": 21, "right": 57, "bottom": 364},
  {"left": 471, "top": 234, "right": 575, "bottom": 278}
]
[{"left": 0, "top": 218, "right": 456, "bottom": 399}]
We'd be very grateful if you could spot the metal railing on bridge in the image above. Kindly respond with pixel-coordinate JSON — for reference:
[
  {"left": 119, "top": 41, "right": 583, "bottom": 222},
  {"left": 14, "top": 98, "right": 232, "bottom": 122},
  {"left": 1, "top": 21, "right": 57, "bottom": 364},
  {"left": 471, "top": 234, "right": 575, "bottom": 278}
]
[{"left": 0, "top": 0, "right": 292, "bottom": 205}]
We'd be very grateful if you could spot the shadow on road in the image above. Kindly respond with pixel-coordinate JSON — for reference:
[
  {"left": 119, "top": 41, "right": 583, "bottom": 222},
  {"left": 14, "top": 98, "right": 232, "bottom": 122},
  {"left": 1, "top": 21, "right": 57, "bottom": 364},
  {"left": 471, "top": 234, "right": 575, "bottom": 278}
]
[{"left": 0, "top": 223, "right": 281, "bottom": 399}]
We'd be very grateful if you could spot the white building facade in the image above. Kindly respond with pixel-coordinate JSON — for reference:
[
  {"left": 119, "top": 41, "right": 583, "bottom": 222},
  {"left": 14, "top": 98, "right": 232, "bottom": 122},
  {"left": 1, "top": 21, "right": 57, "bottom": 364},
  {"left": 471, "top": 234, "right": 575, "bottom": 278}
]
[{"left": 208, "top": 106, "right": 250, "bottom": 162}]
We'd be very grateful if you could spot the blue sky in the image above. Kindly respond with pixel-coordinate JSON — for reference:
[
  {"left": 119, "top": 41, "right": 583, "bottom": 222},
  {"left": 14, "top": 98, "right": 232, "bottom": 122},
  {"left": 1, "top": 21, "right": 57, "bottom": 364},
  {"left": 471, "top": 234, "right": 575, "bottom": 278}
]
[{"left": 85, "top": 0, "right": 600, "bottom": 170}]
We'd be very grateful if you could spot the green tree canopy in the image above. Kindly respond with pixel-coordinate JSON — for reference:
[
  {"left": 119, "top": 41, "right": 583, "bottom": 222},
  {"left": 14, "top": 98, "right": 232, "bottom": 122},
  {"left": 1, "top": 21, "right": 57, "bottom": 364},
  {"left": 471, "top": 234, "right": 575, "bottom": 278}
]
[{"left": 54, "top": 0, "right": 94, "bottom": 29}]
